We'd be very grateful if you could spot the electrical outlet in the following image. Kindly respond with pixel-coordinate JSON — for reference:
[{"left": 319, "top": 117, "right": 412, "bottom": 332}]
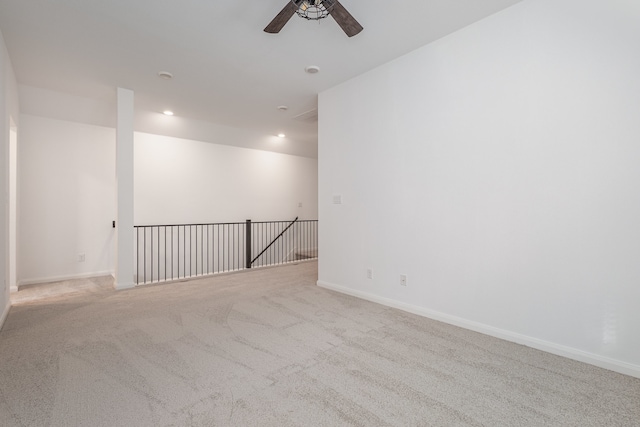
[
  {"left": 367, "top": 268, "right": 373, "bottom": 279},
  {"left": 400, "top": 274, "right": 407, "bottom": 286},
  {"left": 78, "top": 253, "right": 85, "bottom": 262}
]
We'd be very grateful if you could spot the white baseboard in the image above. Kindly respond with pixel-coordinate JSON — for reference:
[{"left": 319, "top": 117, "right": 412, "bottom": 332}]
[
  {"left": 0, "top": 300, "right": 10, "bottom": 332},
  {"left": 115, "top": 281, "right": 135, "bottom": 291},
  {"left": 18, "top": 270, "right": 114, "bottom": 288},
  {"left": 10, "top": 285, "right": 18, "bottom": 293},
  {"left": 317, "top": 280, "right": 640, "bottom": 380}
]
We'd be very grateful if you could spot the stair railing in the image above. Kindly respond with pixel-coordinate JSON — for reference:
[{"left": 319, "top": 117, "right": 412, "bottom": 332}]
[
  {"left": 134, "top": 217, "right": 317, "bottom": 285},
  {"left": 247, "top": 217, "right": 298, "bottom": 268}
]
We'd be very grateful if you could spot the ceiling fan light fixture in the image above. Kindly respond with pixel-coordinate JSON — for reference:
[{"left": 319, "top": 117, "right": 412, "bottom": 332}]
[{"left": 294, "top": 0, "right": 332, "bottom": 21}]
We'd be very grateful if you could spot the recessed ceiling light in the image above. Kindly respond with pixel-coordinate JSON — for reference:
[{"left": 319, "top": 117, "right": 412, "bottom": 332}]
[
  {"left": 163, "top": 110, "right": 174, "bottom": 116},
  {"left": 305, "top": 65, "right": 320, "bottom": 74},
  {"left": 277, "top": 133, "right": 286, "bottom": 138},
  {"left": 158, "top": 71, "right": 173, "bottom": 80},
  {"left": 277, "top": 105, "right": 289, "bottom": 111}
]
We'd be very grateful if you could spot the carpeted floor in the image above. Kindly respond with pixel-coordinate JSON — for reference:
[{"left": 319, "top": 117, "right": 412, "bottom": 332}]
[{"left": 1, "top": 261, "right": 638, "bottom": 426}]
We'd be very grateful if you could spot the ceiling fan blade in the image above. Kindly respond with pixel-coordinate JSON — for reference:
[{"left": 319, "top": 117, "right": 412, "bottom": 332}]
[
  {"left": 326, "top": 0, "right": 363, "bottom": 37},
  {"left": 264, "top": 1, "right": 301, "bottom": 34}
]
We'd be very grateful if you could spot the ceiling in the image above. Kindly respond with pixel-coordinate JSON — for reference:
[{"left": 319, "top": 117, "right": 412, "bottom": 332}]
[{"left": 0, "top": 0, "right": 523, "bottom": 158}]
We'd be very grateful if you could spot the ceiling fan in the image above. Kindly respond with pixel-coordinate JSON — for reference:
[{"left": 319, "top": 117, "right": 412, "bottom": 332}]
[{"left": 264, "top": 0, "right": 363, "bottom": 38}]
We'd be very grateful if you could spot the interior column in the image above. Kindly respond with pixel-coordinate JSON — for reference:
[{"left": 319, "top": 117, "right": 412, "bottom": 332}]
[{"left": 115, "top": 87, "right": 134, "bottom": 290}]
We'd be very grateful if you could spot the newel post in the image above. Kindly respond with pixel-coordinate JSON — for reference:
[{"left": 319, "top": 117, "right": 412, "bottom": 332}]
[{"left": 245, "top": 219, "right": 252, "bottom": 269}]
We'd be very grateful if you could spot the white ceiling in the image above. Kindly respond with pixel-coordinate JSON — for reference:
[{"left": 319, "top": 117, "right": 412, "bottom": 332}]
[{"left": 0, "top": 0, "right": 523, "bottom": 158}]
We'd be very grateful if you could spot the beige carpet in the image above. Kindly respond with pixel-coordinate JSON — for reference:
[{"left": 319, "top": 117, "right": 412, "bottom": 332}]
[{"left": 1, "top": 261, "right": 638, "bottom": 426}]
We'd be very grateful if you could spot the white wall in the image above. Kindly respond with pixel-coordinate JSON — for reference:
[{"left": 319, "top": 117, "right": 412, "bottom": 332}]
[
  {"left": 318, "top": 0, "right": 640, "bottom": 378},
  {"left": 134, "top": 132, "right": 318, "bottom": 225},
  {"left": 19, "top": 115, "right": 116, "bottom": 284},
  {"left": 0, "top": 31, "right": 6, "bottom": 324},
  {"left": 132, "top": 132, "right": 317, "bottom": 283},
  {"left": 0, "top": 28, "right": 19, "bottom": 327},
  {"left": 8, "top": 117, "right": 17, "bottom": 292}
]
